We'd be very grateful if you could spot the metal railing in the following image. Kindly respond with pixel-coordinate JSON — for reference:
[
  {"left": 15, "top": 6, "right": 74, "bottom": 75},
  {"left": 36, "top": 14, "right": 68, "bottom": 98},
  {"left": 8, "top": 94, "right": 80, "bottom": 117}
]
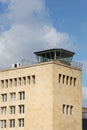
[
  {"left": 71, "top": 61, "right": 83, "bottom": 70},
  {"left": 57, "top": 59, "right": 83, "bottom": 70},
  {"left": 20, "top": 59, "right": 83, "bottom": 70}
]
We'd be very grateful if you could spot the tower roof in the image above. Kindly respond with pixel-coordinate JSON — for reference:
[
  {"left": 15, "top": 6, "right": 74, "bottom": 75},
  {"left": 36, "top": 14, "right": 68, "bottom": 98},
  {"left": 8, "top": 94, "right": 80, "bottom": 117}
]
[
  {"left": 34, "top": 48, "right": 75, "bottom": 64},
  {"left": 34, "top": 48, "right": 75, "bottom": 57}
]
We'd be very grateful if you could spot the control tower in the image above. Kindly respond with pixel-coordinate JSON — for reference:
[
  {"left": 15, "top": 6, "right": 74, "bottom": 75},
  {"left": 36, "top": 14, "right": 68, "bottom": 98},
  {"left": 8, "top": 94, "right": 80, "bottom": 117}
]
[{"left": 34, "top": 48, "right": 75, "bottom": 64}]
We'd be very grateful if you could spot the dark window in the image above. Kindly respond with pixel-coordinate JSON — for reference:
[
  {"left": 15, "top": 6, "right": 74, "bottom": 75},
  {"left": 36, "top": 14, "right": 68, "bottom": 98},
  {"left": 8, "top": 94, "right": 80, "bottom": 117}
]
[
  {"left": 66, "top": 105, "right": 69, "bottom": 114},
  {"left": 70, "top": 106, "right": 73, "bottom": 115},
  {"left": 9, "top": 119, "right": 15, "bottom": 128},
  {"left": 59, "top": 74, "right": 61, "bottom": 83},
  {"left": 1, "top": 120, "right": 6, "bottom": 128},
  {"left": 19, "top": 91, "right": 25, "bottom": 100},
  {"left": 66, "top": 76, "right": 69, "bottom": 85},
  {"left": 19, "top": 105, "right": 24, "bottom": 114},
  {"left": 1, "top": 94, "right": 7, "bottom": 102},
  {"left": 62, "top": 104, "right": 65, "bottom": 114},
  {"left": 32, "top": 75, "right": 35, "bottom": 84},
  {"left": 70, "top": 77, "right": 73, "bottom": 85},
  {"left": 18, "top": 118, "right": 24, "bottom": 127},
  {"left": 63, "top": 75, "right": 65, "bottom": 84},
  {"left": 27, "top": 76, "right": 30, "bottom": 84},
  {"left": 74, "top": 78, "right": 76, "bottom": 86}
]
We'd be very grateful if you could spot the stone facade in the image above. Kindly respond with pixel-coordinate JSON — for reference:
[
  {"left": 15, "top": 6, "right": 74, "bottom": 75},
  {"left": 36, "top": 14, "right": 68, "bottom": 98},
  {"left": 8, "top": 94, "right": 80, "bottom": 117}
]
[{"left": 0, "top": 60, "right": 82, "bottom": 130}]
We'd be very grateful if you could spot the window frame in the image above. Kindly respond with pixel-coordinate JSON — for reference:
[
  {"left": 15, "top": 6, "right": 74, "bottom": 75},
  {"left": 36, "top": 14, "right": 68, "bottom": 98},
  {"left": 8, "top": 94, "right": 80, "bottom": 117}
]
[
  {"left": 18, "top": 118, "right": 24, "bottom": 127},
  {"left": 1, "top": 93, "right": 7, "bottom": 102},
  {"left": 9, "top": 119, "right": 15, "bottom": 128}
]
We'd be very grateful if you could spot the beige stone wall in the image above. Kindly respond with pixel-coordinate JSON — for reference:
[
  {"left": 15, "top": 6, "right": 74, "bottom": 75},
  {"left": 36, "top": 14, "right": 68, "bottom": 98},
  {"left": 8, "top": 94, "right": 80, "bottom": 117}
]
[
  {"left": 0, "top": 61, "right": 82, "bottom": 130},
  {"left": 53, "top": 61, "right": 82, "bottom": 130},
  {"left": 0, "top": 62, "right": 54, "bottom": 130}
]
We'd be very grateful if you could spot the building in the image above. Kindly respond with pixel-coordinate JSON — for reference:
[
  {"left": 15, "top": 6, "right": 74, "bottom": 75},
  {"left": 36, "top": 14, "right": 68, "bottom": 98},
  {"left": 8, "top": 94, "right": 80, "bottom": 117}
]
[
  {"left": 82, "top": 108, "right": 87, "bottom": 130},
  {"left": 0, "top": 48, "right": 82, "bottom": 130}
]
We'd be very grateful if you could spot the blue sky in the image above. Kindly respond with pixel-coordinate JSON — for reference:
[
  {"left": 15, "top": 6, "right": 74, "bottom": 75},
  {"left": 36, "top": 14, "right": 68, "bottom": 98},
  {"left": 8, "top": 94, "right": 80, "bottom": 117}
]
[
  {"left": 45, "top": 0, "right": 87, "bottom": 87},
  {"left": 0, "top": 0, "right": 87, "bottom": 106},
  {"left": 46, "top": 0, "right": 87, "bottom": 54},
  {"left": 46, "top": 0, "right": 87, "bottom": 36}
]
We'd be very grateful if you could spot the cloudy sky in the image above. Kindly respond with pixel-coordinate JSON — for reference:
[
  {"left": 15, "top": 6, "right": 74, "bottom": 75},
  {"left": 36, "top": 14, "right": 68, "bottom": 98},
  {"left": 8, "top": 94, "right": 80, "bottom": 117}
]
[{"left": 0, "top": 0, "right": 87, "bottom": 107}]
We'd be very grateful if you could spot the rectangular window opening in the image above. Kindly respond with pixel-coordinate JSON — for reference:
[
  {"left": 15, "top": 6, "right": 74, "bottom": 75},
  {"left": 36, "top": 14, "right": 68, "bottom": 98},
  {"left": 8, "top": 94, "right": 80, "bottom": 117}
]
[
  {"left": 9, "top": 119, "right": 15, "bottom": 128},
  {"left": 14, "top": 78, "right": 17, "bottom": 86},
  {"left": 70, "top": 77, "right": 73, "bottom": 85},
  {"left": 19, "top": 105, "right": 24, "bottom": 114},
  {"left": 59, "top": 74, "right": 61, "bottom": 83},
  {"left": 19, "top": 91, "right": 25, "bottom": 100},
  {"left": 10, "top": 92, "right": 16, "bottom": 101},
  {"left": 1, "top": 120, "right": 6, "bottom": 128},
  {"left": 1, "top": 107, "right": 6, "bottom": 116},
  {"left": 32, "top": 75, "right": 35, "bottom": 84},
  {"left": 27, "top": 76, "right": 30, "bottom": 84},
  {"left": 1, "top": 80, "right": 4, "bottom": 88},
  {"left": 66, "top": 76, "right": 69, "bottom": 85},
  {"left": 10, "top": 106, "right": 15, "bottom": 114},
  {"left": 63, "top": 75, "right": 65, "bottom": 84},
  {"left": 1, "top": 94, "right": 7, "bottom": 102},
  {"left": 18, "top": 118, "right": 24, "bottom": 127},
  {"left": 18, "top": 77, "right": 21, "bottom": 86},
  {"left": 5, "top": 79, "right": 8, "bottom": 87},
  {"left": 9, "top": 79, "right": 12, "bottom": 87},
  {"left": 70, "top": 106, "right": 73, "bottom": 115},
  {"left": 74, "top": 78, "right": 76, "bottom": 86},
  {"left": 66, "top": 105, "right": 69, "bottom": 114},
  {"left": 23, "top": 77, "right": 26, "bottom": 85},
  {"left": 62, "top": 104, "right": 65, "bottom": 114}
]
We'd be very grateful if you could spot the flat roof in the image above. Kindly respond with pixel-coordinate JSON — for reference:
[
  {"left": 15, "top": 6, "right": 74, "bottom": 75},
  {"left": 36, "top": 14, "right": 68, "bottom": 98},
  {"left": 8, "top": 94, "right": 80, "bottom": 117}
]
[{"left": 34, "top": 48, "right": 75, "bottom": 56}]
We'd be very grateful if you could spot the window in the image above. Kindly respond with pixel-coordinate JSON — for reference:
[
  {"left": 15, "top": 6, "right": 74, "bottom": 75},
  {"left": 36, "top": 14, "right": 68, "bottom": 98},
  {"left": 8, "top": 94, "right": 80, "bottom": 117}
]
[
  {"left": 19, "top": 91, "right": 25, "bottom": 100},
  {"left": 1, "top": 80, "right": 4, "bottom": 88},
  {"left": 18, "top": 77, "right": 21, "bottom": 86},
  {"left": 23, "top": 77, "right": 26, "bottom": 85},
  {"left": 70, "top": 77, "right": 73, "bottom": 85},
  {"left": 9, "top": 79, "right": 12, "bottom": 87},
  {"left": 63, "top": 75, "right": 65, "bottom": 84},
  {"left": 9, "top": 119, "right": 15, "bottom": 128},
  {"left": 1, "top": 107, "right": 6, "bottom": 115},
  {"left": 59, "top": 74, "right": 61, "bottom": 83},
  {"left": 66, "top": 76, "right": 69, "bottom": 85},
  {"left": 1, "top": 94, "right": 7, "bottom": 102},
  {"left": 74, "top": 78, "right": 76, "bottom": 86},
  {"left": 5, "top": 80, "right": 8, "bottom": 87},
  {"left": 62, "top": 104, "right": 65, "bottom": 114},
  {"left": 66, "top": 105, "right": 69, "bottom": 114},
  {"left": 14, "top": 78, "right": 17, "bottom": 86},
  {"left": 10, "top": 106, "right": 15, "bottom": 114},
  {"left": 1, "top": 120, "right": 6, "bottom": 128},
  {"left": 70, "top": 106, "right": 73, "bottom": 115},
  {"left": 27, "top": 76, "right": 30, "bottom": 84},
  {"left": 18, "top": 118, "right": 24, "bottom": 127},
  {"left": 62, "top": 104, "right": 73, "bottom": 115},
  {"left": 19, "top": 105, "right": 24, "bottom": 114},
  {"left": 10, "top": 92, "right": 16, "bottom": 101},
  {"left": 32, "top": 75, "right": 35, "bottom": 84}
]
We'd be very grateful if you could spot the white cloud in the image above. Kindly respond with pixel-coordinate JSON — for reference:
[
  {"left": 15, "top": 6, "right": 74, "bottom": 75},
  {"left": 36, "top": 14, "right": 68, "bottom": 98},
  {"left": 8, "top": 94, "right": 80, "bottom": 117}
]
[
  {"left": 42, "top": 25, "right": 75, "bottom": 49},
  {"left": 0, "top": 0, "right": 76, "bottom": 68},
  {"left": 8, "top": 0, "right": 47, "bottom": 24}
]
